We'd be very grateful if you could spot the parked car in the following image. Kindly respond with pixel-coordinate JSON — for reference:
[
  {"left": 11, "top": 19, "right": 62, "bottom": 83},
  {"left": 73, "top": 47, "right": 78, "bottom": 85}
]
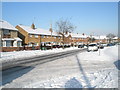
[
  {"left": 78, "top": 44, "right": 84, "bottom": 48},
  {"left": 87, "top": 43, "right": 98, "bottom": 52},
  {"left": 101, "top": 43, "right": 107, "bottom": 47},
  {"left": 64, "top": 44, "right": 70, "bottom": 48},
  {"left": 107, "top": 43, "right": 115, "bottom": 47},
  {"left": 52, "top": 45, "right": 61, "bottom": 48},
  {"left": 118, "top": 43, "right": 120, "bottom": 45},
  {"left": 98, "top": 44, "right": 104, "bottom": 49}
]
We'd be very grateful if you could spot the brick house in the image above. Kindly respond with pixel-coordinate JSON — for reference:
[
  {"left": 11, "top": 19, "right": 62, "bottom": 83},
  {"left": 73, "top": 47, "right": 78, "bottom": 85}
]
[
  {"left": 112, "top": 37, "right": 119, "bottom": 43},
  {"left": 16, "top": 24, "right": 62, "bottom": 47},
  {"left": 62, "top": 33, "right": 90, "bottom": 46},
  {"left": 64, "top": 33, "right": 109, "bottom": 45},
  {"left": 70, "top": 33, "right": 89, "bottom": 45},
  {"left": 91, "top": 35, "right": 108, "bottom": 43},
  {"left": 0, "top": 20, "right": 22, "bottom": 48}
]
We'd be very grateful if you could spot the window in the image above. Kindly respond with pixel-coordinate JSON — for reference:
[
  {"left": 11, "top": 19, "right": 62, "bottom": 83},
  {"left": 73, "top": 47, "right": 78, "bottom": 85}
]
[
  {"left": 3, "top": 30, "right": 10, "bottom": 35},
  {"left": 17, "top": 41, "right": 21, "bottom": 47},
  {"left": 46, "top": 36, "right": 48, "bottom": 38},
  {"left": 41, "top": 35, "right": 44, "bottom": 38},
  {"left": 29, "top": 34, "right": 32, "bottom": 37},
  {"left": 58, "top": 37, "right": 61, "bottom": 39},
  {"left": 28, "top": 42, "right": 32, "bottom": 46},
  {"left": 34, "top": 43, "right": 39, "bottom": 46},
  {"left": 34, "top": 35, "right": 38, "bottom": 38},
  {"left": 6, "top": 41, "right": 12, "bottom": 47},
  {"left": 72, "top": 38, "right": 75, "bottom": 40}
]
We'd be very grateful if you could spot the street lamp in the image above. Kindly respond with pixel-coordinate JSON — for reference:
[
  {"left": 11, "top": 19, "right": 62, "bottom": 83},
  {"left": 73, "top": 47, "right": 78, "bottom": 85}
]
[
  {"left": 40, "top": 35, "right": 42, "bottom": 50},
  {"left": 98, "top": 35, "right": 101, "bottom": 56}
]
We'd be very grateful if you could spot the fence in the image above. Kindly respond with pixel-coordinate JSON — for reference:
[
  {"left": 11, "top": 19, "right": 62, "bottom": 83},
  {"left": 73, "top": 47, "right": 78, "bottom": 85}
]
[
  {"left": 2, "top": 46, "right": 40, "bottom": 52},
  {"left": 1, "top": 45, "right": 75, "bottom": 52}
]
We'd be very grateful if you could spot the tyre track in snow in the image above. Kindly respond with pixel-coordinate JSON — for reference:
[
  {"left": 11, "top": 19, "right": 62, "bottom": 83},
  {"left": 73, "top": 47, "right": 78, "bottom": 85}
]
[
  {"left": 2, "top": 48, "right": 86, "bottom": 73},
  {"left": 1, "top": 48, "right": 87, "bottom": 86}
]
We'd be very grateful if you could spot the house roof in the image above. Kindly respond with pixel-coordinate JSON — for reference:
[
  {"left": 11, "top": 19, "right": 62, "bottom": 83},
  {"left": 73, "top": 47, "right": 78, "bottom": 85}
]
[
  {"left": 70, "top": 33, "right": 89, "bottom": 38},
  {"left": 0, "top": 20, "right": 18, "bottom": 31},
  {"left": 17, "top": 25, "right": 59, "bottom": 36},
  {"left": 2, "top": 37, "right": 22, "bottom": 41},
  {"left": 14, "top": 38, "right": 22, "bottom": 41},
  {"left": 113, "top": 37, "right": 118, "bottom": 39},
  {"left": 2, "top": 38, "right": 15, "bottom": 41},
  {"left": 92, "top": 35, "right": 107, "bottom": 39}
]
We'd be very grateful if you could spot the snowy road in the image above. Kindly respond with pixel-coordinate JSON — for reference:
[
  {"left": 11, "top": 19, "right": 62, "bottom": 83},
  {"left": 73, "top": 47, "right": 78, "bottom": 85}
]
[
  {"left": 1, "top": 45, "right": 119, "bottom": 88},
  {"left": 2, "top": 48, "right": 86, "bottom": 70}
]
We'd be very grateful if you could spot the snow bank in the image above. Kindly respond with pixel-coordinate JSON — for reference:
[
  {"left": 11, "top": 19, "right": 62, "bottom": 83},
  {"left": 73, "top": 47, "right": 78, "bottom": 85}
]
[
  {"left": 0, "top": 47, "right": 80, "bottom": 63},
  {"left": 1, "top": 45, "right": 118, "bottom": 88},
  {"left": 77, "top": 46, "right": 118, "bottom": 62},
  {"left": 23, "top": 69, "right": 117, "bottom": 88}
]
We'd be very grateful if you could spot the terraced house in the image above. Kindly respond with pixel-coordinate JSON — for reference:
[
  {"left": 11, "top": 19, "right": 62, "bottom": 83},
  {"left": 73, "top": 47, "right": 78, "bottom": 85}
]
[
  {"left": 70, "top": 33, "right": 89, "bottom": 45},
  {"left": 16, "top": 23, "right": 62, "bottom": 47},
  {"left": 0, "top": 20, "right": 22, "bottom": 51}
]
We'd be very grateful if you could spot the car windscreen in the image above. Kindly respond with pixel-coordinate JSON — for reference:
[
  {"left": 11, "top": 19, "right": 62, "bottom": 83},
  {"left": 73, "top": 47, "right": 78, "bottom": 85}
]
[{"left": 89, "top": 44, "right": 97, "bottom": 46}]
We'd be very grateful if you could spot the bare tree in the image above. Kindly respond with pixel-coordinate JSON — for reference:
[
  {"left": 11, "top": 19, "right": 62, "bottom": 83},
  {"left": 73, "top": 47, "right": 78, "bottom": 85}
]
[
  {"left": 88, "top": 37, "right": 96, "bottom": 43},
  {"left": 55, "top": 18, "right": 76, "bottom": 48},
  {"left": 106, "top": 33, "right": 116, "bottom": 43}
]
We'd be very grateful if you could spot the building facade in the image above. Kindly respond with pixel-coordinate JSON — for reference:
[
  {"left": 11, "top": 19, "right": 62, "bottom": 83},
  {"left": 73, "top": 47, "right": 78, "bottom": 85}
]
[
  {"left": 16, "top": 24, "right": 62, "bottom": 47},
  {"left": 0, "top": 20, "right": 22, "bottom": 48},
  {"left": 16, "top": 23, "right": 115, "bottom": 48}
]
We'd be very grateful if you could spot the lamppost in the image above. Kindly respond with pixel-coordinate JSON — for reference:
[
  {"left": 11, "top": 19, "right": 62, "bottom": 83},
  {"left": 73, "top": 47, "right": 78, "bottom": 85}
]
[
  {"left": 49, "top": 23, "right": 53, "bottom": 50},
  {"left": 98, "top": 35, "right": 101, "bottom": 56}
]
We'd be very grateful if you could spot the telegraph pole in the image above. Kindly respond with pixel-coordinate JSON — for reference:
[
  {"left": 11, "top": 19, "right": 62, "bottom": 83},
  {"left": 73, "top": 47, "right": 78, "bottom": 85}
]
[{"left": 49, "top": 21, "right": 53, "bottom": 50}]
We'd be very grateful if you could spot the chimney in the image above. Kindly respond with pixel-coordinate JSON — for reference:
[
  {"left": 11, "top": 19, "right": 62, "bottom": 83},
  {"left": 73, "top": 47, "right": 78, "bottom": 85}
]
[
  {"left": 31, "top": 23, "right": 35, "bottom": 29},
  {"left": 65, "top": 31, "right": 68, "bottom": 34}
]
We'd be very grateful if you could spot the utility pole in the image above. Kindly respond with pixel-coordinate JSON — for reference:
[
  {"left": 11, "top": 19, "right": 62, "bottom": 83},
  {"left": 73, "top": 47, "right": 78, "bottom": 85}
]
[
  {"left": 49, "top": 22, "right": 53, "bottom": 50},
  {"left": 99, "top": 35, "right": 101, "bottom": 56},
  {"left": 40, "top": 35, "right": 42, "bottom": 50}
]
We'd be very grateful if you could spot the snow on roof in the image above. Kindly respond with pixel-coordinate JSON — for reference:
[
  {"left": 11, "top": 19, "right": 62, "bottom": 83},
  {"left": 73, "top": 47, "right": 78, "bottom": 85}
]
[
  {"left": 92, "top": 35, "right": 107, "bottom": 39},
  {"left": 2, "top": 37, "right": 22, "bottom": 41},
  {"left": 2, "top": 38, "right": 15, "bottom": 41},
  {"left": 64, "top": 33, "right": 70, "bottom": 37},
  {"left": 70, "top": 33, "right": 89, "bottom": 38},
  {"left": 0, "top": 20, "right": 18, "bottom": 31},
  {"left": 18, "top": 25, "right": 59, "bottom": 36},
  {"left": 14, "top": 37, "right": 22, "bottom": 41},
  {"left": 113, "top": 37, "right": 118, "bottom": 39}
]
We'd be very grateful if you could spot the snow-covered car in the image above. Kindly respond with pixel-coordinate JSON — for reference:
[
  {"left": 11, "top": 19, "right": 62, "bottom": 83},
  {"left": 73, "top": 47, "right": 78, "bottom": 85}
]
[
  {"left": 101, "top": 43, "right": 107, "bottom": 47},
  {"left": 87, "top": 43, "right": 98, "bottom": 52}
]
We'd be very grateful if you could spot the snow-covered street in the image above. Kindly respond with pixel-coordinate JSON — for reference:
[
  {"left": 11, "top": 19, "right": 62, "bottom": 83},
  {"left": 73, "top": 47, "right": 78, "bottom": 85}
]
[
  {"left": 0, "top": 47, "right": 79, "bottom": 63},
  {"left": 1, "top": 45, "right": 119, "bottom": 88}
]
